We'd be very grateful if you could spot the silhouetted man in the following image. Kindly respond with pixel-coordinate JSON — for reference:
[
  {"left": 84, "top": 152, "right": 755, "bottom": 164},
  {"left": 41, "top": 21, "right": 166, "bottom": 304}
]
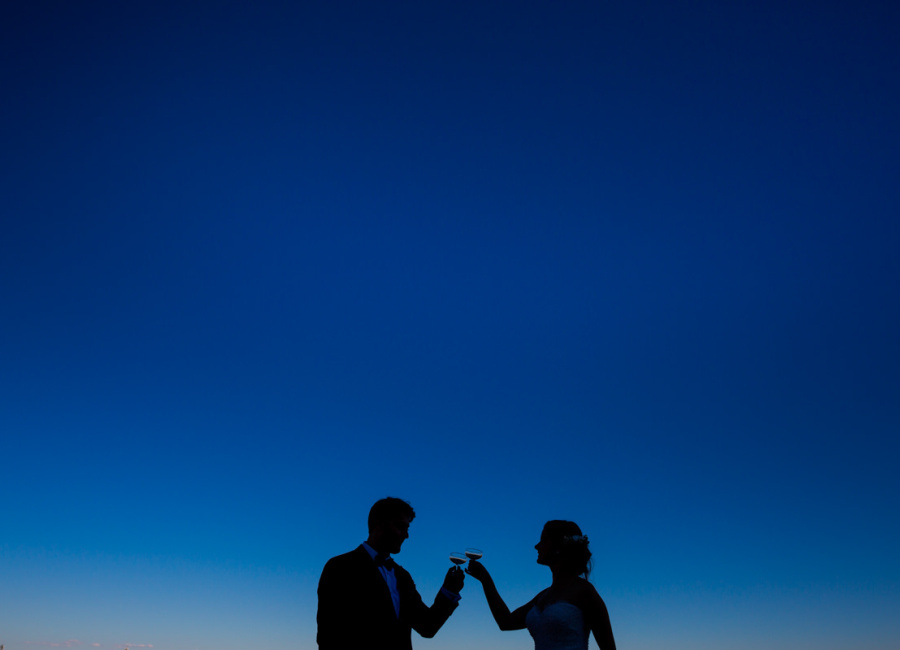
[{"left": 317, "top": 497, "right": 464, "bottom": 650}]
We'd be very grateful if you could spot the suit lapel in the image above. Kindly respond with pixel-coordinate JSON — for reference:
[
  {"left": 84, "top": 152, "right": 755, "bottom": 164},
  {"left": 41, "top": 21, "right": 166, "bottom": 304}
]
[{"left": 355, "top": 545, "right": 398, "bottom": 619}]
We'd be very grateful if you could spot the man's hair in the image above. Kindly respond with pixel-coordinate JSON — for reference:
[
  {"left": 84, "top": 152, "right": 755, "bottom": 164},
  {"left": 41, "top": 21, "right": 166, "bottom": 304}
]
[{"left": 368, "top": 497, "right": 416, "bottom": 532}]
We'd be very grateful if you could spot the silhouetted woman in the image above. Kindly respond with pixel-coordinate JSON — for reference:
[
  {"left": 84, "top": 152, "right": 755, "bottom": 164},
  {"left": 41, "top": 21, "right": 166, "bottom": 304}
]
[{"left": 466, "top": 520, "right": 616, "bottom": 650}]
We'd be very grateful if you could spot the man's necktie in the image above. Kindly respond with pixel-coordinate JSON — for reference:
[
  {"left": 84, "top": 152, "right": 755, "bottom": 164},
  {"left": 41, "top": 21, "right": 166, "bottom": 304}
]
[{"left": 375, "top": 554, "right": 396, "bottom": 569}]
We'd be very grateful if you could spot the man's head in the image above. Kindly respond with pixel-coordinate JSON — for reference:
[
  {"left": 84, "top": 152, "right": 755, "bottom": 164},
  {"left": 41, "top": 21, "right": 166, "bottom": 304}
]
[{"left": 367, "top": 497, "right": 416, "bottom": 555}]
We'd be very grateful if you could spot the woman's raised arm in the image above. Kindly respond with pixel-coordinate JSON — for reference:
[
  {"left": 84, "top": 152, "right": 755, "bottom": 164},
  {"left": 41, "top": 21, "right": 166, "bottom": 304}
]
[{"left": 466, "top": 559, "right": 532, "bottom": 631}]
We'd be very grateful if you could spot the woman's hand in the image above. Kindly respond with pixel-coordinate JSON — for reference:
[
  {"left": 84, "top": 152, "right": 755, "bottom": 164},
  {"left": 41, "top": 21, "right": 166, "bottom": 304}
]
[{"left": 465, "top": 559, "right": 490, "bottom": 583}]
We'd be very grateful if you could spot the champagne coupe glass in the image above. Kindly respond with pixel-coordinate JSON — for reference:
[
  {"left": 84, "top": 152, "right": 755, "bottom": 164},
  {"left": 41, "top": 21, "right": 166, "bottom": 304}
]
[
  {"left": 465, "top": 547, "right": 483, "bottom": 561},
  {"left": 449, "top": 552, "right": 467, "bottom": 568}
]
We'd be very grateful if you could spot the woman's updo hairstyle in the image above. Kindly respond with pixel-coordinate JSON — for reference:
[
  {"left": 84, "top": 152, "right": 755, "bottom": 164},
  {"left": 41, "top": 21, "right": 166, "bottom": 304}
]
[{"left": 543, "top": 520, "right": 592, "bottom": 578}]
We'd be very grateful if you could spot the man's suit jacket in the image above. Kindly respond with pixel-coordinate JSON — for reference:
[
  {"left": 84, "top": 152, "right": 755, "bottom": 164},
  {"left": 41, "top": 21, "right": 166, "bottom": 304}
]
[{"left": 317, "top": 545, "right": 458, "bottom": 650}]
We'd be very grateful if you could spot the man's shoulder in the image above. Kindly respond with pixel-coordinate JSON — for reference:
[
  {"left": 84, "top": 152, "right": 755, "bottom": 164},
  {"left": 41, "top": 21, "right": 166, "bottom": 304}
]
[
  {"left": 319, "top": 546, "right": 370, "bottom": 589},
  {"left": 324, "top": 545, "right": 367, "bottom": 568}
]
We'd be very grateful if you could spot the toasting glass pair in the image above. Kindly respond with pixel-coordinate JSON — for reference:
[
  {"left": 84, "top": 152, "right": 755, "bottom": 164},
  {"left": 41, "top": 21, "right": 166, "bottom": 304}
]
[{"left": 449, "top": 548, "right": 483, "bottom": 567}]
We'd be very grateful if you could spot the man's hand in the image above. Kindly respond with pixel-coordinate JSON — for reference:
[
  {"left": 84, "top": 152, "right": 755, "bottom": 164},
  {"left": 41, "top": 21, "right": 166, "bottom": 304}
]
[{"left": 442, "top": 565, "right": 465, "bottom": 594}]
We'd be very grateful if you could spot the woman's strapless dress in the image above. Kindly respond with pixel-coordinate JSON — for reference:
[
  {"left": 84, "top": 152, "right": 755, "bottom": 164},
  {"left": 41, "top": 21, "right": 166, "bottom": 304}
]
[{"left": 526, "top": 601, "right": 589, "bottom": 650}]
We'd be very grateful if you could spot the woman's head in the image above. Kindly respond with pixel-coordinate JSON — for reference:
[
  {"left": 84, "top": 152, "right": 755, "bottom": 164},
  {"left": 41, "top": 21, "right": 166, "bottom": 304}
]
[{"left": 535, "top": 520, "right": 592, "bottom": 578}]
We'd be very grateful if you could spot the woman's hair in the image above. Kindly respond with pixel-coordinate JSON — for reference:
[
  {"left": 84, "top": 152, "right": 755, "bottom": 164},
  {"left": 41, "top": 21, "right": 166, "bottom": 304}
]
[{"left": 543, "top": 520, "right": 592, "bottom": 578}]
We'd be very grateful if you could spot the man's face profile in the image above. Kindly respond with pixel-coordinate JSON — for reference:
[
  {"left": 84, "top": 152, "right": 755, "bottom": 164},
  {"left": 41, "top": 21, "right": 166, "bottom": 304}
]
[{"left": 375, "top": 515, "right": 411, "bottom": 554}]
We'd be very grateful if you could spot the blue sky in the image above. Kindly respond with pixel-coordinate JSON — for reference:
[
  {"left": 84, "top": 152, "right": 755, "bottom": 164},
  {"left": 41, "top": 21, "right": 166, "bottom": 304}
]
[{"left": 1, "top": 1, "right": 898, "bottom": 649}]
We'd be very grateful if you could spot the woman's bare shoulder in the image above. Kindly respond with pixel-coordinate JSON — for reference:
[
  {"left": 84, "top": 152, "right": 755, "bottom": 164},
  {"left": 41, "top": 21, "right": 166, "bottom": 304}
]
[{"left": 574, "top": 578, "right": 608, "bottom": 611}]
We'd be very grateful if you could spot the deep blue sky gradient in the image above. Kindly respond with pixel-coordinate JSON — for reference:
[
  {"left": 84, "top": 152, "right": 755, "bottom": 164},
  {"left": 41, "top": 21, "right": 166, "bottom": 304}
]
[{"left": 2, "top": 2, "right": 899, "bottom": 649}]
